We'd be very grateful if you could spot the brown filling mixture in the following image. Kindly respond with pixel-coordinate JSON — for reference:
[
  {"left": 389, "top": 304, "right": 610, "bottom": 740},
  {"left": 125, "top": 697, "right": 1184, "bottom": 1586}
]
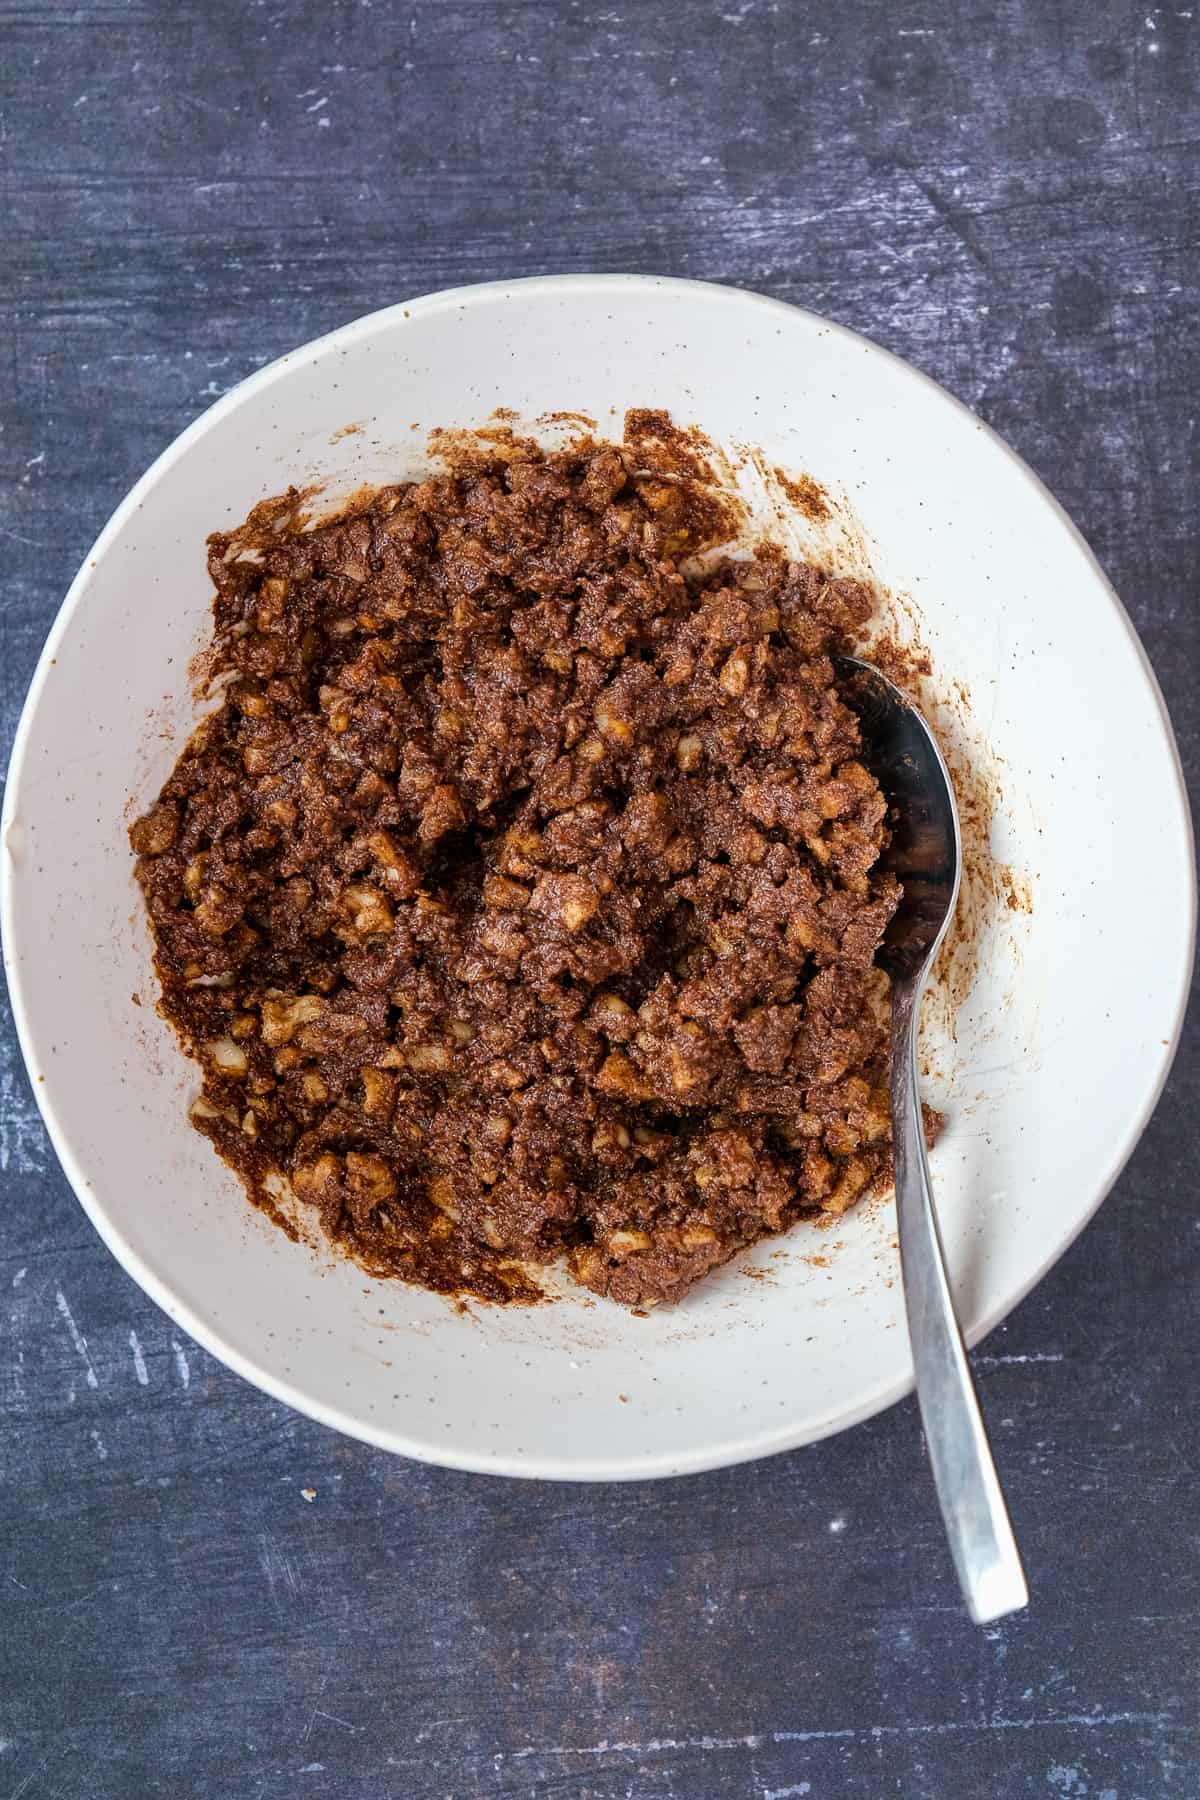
[{"left": 132, "top": 427, "right": 915, "bottom": 1307}]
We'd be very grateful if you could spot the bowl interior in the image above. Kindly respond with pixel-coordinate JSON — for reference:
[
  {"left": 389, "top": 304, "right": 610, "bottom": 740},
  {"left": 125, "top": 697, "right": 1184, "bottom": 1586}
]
[{"left": 4, "top": 277, "right": 1193, "bottom": 1477}]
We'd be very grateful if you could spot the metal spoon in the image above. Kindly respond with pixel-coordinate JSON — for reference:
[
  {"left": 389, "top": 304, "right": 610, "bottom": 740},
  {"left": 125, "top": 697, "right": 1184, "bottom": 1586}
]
[{"left": 837, "top": 654, "right": 1028, "bottom": 1625}]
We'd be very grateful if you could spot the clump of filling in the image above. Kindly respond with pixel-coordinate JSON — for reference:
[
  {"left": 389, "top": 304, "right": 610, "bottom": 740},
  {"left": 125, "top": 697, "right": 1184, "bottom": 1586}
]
[{"left": 132, "top": 433, "right": 907, "bottom": 1306}]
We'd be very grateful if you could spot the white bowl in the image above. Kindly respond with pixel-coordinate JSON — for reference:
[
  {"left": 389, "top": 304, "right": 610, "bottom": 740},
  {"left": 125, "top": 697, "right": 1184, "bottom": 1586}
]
[{"left": 3, "top": 276, "right": 1193, "bottom": 1479}]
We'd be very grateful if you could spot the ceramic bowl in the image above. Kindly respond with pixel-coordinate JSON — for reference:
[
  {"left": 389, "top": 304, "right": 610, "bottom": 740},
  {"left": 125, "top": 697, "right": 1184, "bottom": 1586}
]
[{"left": 3, "top": 276, "right": 1193, "bottom": 1478}]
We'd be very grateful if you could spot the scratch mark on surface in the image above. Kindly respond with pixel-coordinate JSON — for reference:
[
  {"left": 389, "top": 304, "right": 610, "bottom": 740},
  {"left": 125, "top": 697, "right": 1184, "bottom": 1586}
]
[
  {"left": 309, "top": 1711, "right": 363, "bottom": 1734},
  {"left": 259, "top": 1530, "right": 301, "bottom": 1606},
  {"left": 507, "top": 1712, "right": 1181, "bottom": 1762},
  {"left": 55, "top": 1289, "right": 98, "bottom": 1389},
  {"left": 0, "top": 525, "right": 52, "bottom": 549},
  {"left": 10, "top": 1755, "right": 50, "bottom": 1800},
  {"left": 90, "top": 1429, "right": 107, "bottom": 1460},
  {"left": 300, "top": 1669, "right": 332, "bottom": 1745},
  {"left": 171, "top": 1338, "right": 191, "bottom": 1387},
  {"left": 907, "top": 169, "right": 994, "bottom": 274},
  {"left": 977, "top": 1352, "right": 1065, "bottom": 1366},
  {"left": 128, "top": 1328, "right": 149, "bottom": 1385}
]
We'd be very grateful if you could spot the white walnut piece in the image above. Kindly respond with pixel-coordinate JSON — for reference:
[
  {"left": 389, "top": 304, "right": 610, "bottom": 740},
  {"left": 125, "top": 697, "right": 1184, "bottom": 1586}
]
[
  {"left": 359, "top": 1067, "right": 395, "bottom": 1116},
  {"left": 595, "top": 704, "right": 634, "bottom": 745},
  {"left": 260, "top": 994, "right": 326, "bottom": 1047},
  {"left": 681, "top": 1225, "right": 719, "bottom": 1249},
  {"left": 206, "top": 1037, "right": 248, "bottom": 1076},
  {"left": 718, "top": 646, "right": 750, "bottom": 697},
  {"left": 608, "top": 1229, "right": 652, "bottom": 1257},
  {"left": 592, "top": 1122, "right": 633, "bottom": 1152},
  {"left": 190, "top": 1096, "right": 235, "bottom": 1124},
  {"left": 341, "top": 884, "right": 394, "bottom": 936}
]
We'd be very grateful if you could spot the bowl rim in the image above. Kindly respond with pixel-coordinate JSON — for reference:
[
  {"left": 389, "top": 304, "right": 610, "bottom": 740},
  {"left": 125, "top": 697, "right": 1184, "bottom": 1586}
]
[{"left": 3, "top": 272, "right": 1195, "bottom": 1479}]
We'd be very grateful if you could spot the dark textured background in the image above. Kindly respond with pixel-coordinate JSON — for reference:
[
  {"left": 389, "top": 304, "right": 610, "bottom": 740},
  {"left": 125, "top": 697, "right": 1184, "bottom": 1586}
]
[{"left": 2, "top": 3, "right": 1198, "bottom": 1796}]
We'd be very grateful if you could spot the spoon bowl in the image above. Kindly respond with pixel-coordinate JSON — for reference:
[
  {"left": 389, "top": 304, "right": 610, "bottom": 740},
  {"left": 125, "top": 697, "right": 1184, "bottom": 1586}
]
[{"left": 835, "top": 655, "right": 962, "bottom": 980}]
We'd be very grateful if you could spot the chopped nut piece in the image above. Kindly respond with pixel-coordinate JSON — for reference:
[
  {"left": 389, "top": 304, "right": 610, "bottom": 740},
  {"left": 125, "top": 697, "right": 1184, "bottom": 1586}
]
[
  {"left": 719, "top": 646, "right": 750, "bottom": 697},
  {"left": 261, "top": 994, "right": 325, "bottom": 1047},
  {"left": 681, "top": 1225, "right": 718, "bottom": 1249},
  {"left": 346, "top": 1152, "right": 397, "bottom": 1202},
  {"left": 129, "top": 805, "right": 178, "bottom": 856},
  {"left": 207, "top": 1037, "right": 249, "bottom": 1076},
  {"left": 530, "top": 873, "right": 600, "bottom": 932},
  {"left": 342, "top": 884, "right": 394, "bottom": 936},
  {"left": 590, "top": 993, "right": 635, "bottom": 1040},
  {"left": 483, "top": 874, "right": 530, "bottom": 910},
  {"left": 292, "top": 1153, "right": 342, "bottom": 1201},
  {"left": 359, "top": 1067, "right": 394, "bottom": 1116},
  {"left": 428, "top": 1174, "right": 460, "bottom": 1220},
  {"left": 608, "top": 1229, "right": 653, "bottom": 1256},
  {"left": 595, "top": 706, "right": 634, "bottom": 745},
  {"left": 367, "top": 831, "right": 419, "bottom": 896},
  {"left": 596, "top": 1053, "right": 654, "bottom": 1101},
  {"left": 419, "top": 782, "right": 466, "bottom": 843}
]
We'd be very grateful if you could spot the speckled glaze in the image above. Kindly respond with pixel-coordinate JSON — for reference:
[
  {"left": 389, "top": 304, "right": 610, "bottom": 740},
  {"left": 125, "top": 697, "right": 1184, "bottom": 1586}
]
[{"left": 2, "top": 276, "right": 1193, "bottom": 1478}]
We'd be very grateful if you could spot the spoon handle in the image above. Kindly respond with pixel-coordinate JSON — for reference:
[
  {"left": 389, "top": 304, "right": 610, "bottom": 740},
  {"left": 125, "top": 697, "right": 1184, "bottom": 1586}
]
[{"left": 890, "top": 977, "right": 1029, "bottom": 1624}]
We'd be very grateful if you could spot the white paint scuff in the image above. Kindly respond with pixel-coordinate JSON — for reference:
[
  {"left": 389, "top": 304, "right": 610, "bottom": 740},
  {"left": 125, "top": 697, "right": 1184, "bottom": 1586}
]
[
  {"left": 507, "top": 1711, "right": 1178, "bottom": 1762},
  {"left": 0, "top": 1045, "right": 49, "bottom": 1178},
  {"left": 55, "top": 1289, "right": 98, "bottom": 1389},
  {"left": 128, "top": 1329, "right": 149, "bottom": 1386}
]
